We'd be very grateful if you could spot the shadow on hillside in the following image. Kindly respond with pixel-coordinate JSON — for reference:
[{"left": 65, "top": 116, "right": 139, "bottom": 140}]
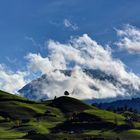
[
  {"left": 51, "top": 120, "right": 115, "bottom": 133},
  {"left": 23, "top": 132, "right": 112, "bottom": 140},
  {"left": 48, "top": 96, "right": 92, "bottom": 113},
  {"left": 23, "top": 133, "right": 50, "bottom": 140}
]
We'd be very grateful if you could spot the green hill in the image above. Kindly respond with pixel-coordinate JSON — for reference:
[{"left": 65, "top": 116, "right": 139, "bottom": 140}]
[
  {"left": 0, "top": 90, "right": 28, "bottom": 100},
  {"left": 49, "top": 96, "right": 94, "bottom": 113},
  {"left": 0, "top": 90, "right": 140, "bottom": 140}
]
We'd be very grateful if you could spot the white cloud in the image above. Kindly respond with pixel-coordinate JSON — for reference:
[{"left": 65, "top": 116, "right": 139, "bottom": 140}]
[
  {"left": 116, "top": 24, "right": 140, "bottom": 54},
  {"left": 1, "top": 31, "right": 140, "bottom": 100},
  {"left": 25, "top": 34, "right": 140, "bottom": 100},
  {"left": 26, "top": 53, "right": 54, "bottom": 74},
  {"left": 63, "top": 19, "right": 79, "bottom": 31},
  {"left": 0, "top": 64, "right": 27, "bottom": 93}
]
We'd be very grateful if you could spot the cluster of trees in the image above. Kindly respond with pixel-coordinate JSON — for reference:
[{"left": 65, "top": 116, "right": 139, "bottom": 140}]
[{"left": 106, "top": 105, "right": 137, "bottom": 113}]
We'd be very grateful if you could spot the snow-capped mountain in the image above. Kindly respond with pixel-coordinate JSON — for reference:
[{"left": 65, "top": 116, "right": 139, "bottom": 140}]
[{"left": 18, "top": 69, "right": 140, "bottom": 101}]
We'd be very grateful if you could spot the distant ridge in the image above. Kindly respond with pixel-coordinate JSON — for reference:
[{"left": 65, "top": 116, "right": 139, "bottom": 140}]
[{"left": 95, "top": 98, "right": 140, "bottom": 113}]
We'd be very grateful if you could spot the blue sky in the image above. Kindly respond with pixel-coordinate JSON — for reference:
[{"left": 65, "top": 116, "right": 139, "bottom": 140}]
[{"left": 0, "top": 0, "right": 140, "bottom": 74}]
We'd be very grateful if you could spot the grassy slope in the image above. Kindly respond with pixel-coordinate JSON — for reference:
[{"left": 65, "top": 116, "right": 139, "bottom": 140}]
[
  {"left": 0, "top": 90, "right": 140, "bottom": 139},
  {"left": 84, "top": 109, "right": 125, "bottom": 125},
  {"left": 0, "top": 90, "right": 31, "bottom": 101},
  {"left": 0, "top": 90, "right": 65, "bottom": 139}
]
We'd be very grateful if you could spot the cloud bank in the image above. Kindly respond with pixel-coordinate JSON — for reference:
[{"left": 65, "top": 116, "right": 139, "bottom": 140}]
[
  {"left": 0, "top": 64, "right": 27, "bottom": 93},
  {"left": 116, "top": 24, "right": 140, "bottom": 54},
  {"left": 24, "top": 34, "right": 140, "bottom": 100},
  {"left": 1, "top": 26, "right": 140, "bottom": 100}
]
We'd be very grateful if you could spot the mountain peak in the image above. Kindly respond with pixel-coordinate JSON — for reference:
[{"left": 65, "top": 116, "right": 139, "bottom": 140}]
[{"left": 18, "top": 69, "right": 140, "bottom": 101}]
